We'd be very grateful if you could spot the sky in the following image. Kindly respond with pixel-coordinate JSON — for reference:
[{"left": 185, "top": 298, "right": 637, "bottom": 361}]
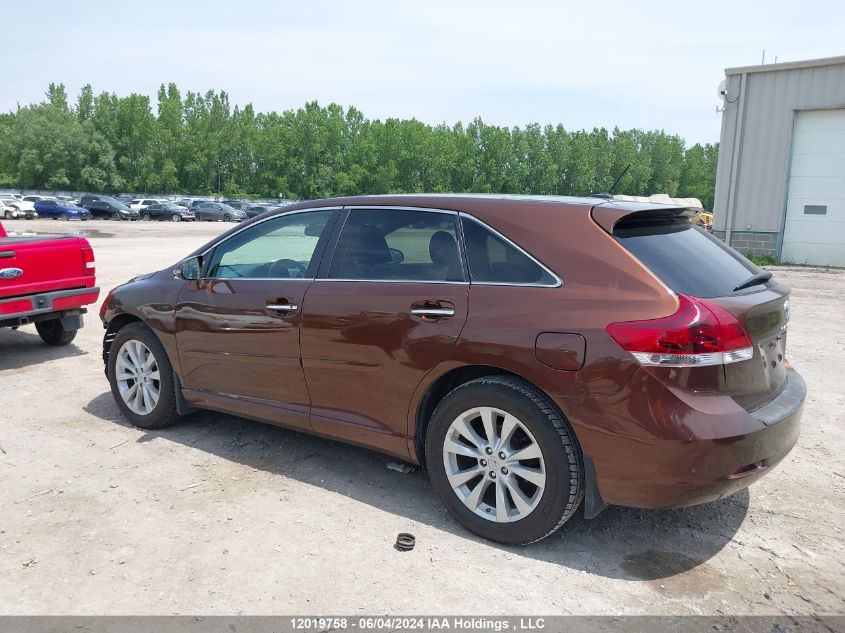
[{"left": 2, "top": 0, "right": 843, "bottom": 145}]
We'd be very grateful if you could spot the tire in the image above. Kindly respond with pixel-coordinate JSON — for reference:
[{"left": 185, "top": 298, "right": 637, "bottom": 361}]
[
  {"left": 58, "top": 213, "right": 68, "bottom": 221},
  {"left": 35, "top": 319, "right": 78, "bottom": 346},
  {"left": 223, "top": 214, "right": 231, "bottom": 222},
  {"left": 112, "top": 212, "right": 122, "bottom": 221},
  {"left": 425, "top": 375, "right": 584, "bottom": 545},
  {"left": 171, "top": 213, "right": 181, "bottom": 222},
  {"left": 3, "top": 211, "right": 10, "bottom": 219},
  {"left": 107, "top": 322, "right": 180, "bottom": 429}
]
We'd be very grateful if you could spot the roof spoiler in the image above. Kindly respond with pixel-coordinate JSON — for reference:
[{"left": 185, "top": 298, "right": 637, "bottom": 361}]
[{"left": 591, "top": 201, "right": 693, "bottom": 233}]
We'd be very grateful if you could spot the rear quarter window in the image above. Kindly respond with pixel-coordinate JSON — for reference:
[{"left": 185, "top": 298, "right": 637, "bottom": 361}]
[
  {"left": 461, "top": 216, "right": 558, "bottom": 286},
  {"left": 613, "top": 215, "right": 764, "bottom": 298}
]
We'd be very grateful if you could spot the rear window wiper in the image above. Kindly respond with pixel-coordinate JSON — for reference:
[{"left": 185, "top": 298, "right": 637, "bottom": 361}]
[{"left": 733, "top": 270, "right": 772, "bottom": 292}]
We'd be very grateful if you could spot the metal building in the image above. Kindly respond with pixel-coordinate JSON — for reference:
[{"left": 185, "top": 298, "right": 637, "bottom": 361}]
[{"left": 713, "top": 55, "right": 845, "bottom": 266}]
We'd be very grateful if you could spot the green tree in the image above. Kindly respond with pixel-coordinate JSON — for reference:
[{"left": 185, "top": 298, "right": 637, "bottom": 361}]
[{"left": 1, "top": 82, "right": 718, "bottom": 206}]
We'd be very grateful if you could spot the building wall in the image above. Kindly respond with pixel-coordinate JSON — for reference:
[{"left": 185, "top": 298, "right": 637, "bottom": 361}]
[{"left": 713, "top": 57, "right": 845, "bottom": 256}]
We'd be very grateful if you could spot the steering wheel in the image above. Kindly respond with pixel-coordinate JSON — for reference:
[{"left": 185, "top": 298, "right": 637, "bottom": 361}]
[{"left": 267, "top": 258, "right": 307, "bottom": 278}]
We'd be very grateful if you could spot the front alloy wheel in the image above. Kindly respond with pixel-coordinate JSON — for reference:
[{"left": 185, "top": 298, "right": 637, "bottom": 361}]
[
  {"left": 115, "top": 339, "right": 161, "bottom": 415},
  {"left": 443, "top": 407, "right": 545, "bottom": 523},
  {"left": 107, "top": 322, "right": 180, "bottom": 429}
]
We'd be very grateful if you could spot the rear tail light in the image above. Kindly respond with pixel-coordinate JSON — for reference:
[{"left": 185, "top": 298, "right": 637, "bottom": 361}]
[
  {"left": 81, "top": 244, "right": 96, "bottom": 277},
  {"left": 606, "top": 294, "right": 753, "bottom": 367}
]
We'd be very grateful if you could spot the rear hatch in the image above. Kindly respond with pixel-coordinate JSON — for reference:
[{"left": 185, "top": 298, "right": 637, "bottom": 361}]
[
  {"left": 0, "top": 235, "right": 92, "bottom": 299},
  {"left": 610, "top": 211, "right": 789, "bottom": 412}
]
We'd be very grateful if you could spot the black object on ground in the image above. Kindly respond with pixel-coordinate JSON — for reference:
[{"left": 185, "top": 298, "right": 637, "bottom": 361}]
[{"left": 395, "top": 533, "right": 415, "bottom": 551}]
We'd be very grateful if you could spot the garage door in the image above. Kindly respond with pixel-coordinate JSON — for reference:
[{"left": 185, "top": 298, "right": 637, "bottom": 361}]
[{"left": 782, "top": 108, "right": 845, "bottom": 266}]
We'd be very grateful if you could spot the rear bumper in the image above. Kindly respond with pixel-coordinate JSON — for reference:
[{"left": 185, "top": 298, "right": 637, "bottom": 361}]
[
  {"left": 0, "top": 286, "right": 100, "bottom": 328},
  {"left": 581, "top": 367, "right": 805, "bottom": 509}
]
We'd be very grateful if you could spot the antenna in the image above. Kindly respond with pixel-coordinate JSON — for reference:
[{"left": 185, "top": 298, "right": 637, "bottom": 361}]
[
  {"left": 608, "top": 164, "right": 630, "bottom": 195},
  {"left": 590, "top": 164, "right": 630, "bottom": 199}
]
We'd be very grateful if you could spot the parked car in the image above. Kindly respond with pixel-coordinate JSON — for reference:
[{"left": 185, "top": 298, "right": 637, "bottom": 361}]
[
  {"left": 79, "top": 194, "right": 141, "bottom": 220},
  {"left": 0, "top": 220, "right": 99, "bottom": 345},
  {"left": 22, "top": 195, "right": 46, "bottom": 204},
  {"left": 194, "top": 202, "right": 246, "bottom": 222},
  {"left": 129, "top": 198, "right": 167, "bottom": 212},
  {"left": 222, "top": 200, "right": 252, "bottom": 211},
  {"left": 244, "top": 204, "right": 278, "bottom": 219},
  {"left": 0, "top": 199, "right": 28, "bottom": 220},
  {"left": 140, "top": 202, "right": 196, "bottom": 222},
  {"left": 99, "top": 194, "right": 805, "bottom": 545},
  {"left": 0, "top": 194, "right": 37, "bottom": 219},
  {"left": 176, "top": 199, "right": 207, "bottom": 210},
  {"left": 34, "top": 198, "right": 92, "bottom": 221}
]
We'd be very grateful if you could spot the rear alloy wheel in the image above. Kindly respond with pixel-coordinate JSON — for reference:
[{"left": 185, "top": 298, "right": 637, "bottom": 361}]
[
  {"left": 112, "top": 211, "right": 122, "bottom": 221},
  {"left": 3, "top": 211, "right": 11, "bottom": 219},
  {"left": 443, "top": 407, "right": 546, "bottom": 523},
  {"left": 58, "top": 213, "right": 69, "bottom": 221},
  {"left": 108, "top": 323, "right": 179, "bottom": 429},
  {"left": 35, "top": 318, "right": 77, "bottom": 346},
  {"left": 426, "top": 375, "right": 583, "bottom": 545},
  {"left": 171, "top": 213, "right": 181, "bottom": 222},
  {"left": 223, "top": 214, "right": 231, "bottom": 222}
]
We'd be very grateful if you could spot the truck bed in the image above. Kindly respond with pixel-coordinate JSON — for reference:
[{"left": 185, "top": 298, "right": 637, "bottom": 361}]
[{"left": 0, "top": 233, "right": 95, "bottom": 299}]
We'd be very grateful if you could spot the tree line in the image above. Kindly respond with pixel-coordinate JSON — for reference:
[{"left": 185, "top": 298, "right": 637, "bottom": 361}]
[{"left": 0, "top": 83, "right": 719, "bottom": 208}]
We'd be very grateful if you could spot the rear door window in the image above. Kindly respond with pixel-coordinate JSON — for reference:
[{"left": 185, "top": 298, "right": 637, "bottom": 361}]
[
  {"left": 328, "top": 209, "right": 464, "bottom": 282},
  {"left": 613, "top": 215, "right": 764, "bottom": 298}
]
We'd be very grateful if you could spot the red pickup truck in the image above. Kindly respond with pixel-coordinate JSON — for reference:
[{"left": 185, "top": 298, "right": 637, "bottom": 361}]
[{"left": 0, "top": 221, "right": 100, "bottom": 345}]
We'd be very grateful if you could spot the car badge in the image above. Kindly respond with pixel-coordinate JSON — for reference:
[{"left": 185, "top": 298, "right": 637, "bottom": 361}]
[{"left": 0, "top": 268, "right": 23, "bottom": 279}]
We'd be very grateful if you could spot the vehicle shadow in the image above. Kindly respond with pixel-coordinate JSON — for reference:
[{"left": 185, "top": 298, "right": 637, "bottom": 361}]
[
  {"left": 0, "top": 327, "right": 86, "bottom": 371},
  {"left": 85, "top": 392, "right": 749, "bottom": 581}
]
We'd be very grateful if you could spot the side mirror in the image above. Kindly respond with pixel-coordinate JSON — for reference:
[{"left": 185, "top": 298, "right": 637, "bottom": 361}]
[{"left": 178, "top": 257, "right": 201, "bottom": 280}]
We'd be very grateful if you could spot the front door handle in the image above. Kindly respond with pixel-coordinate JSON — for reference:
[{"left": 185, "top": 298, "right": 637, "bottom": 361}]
[
  {"left": 410, "top": 307, "right": 455, "bottom": 318},
  {"left": 266, "top": 303, "right": 298, "bottom": 314}
]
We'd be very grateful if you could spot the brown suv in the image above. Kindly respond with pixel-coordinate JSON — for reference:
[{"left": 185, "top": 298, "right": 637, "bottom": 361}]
[{"left": 100, "top": 195, "right": 805, "bottom": 544}]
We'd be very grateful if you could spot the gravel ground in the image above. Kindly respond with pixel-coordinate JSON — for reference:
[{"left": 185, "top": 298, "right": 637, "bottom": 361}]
[{"left": 0, "top": 219, "right": 843, "bottom": 615}]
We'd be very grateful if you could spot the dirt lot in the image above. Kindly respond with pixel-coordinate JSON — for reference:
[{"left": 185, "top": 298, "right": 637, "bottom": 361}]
[{"left": 1, "top": 218, "right": 843, "bottom": 615}]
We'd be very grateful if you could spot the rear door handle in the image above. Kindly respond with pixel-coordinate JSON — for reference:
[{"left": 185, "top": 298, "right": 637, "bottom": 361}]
[{"left": 410, "top": 307, "right": 455, "bottom": 318}]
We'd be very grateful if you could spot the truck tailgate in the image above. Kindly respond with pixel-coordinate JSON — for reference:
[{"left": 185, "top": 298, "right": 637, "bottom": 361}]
[{"left": 0, "top": 235, "right": 92, "bottom": 299}]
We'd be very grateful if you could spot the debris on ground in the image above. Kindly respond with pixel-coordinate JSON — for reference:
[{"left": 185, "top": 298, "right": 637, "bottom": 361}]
[
  {"left": 395, "top": 533, "right": 416, "bottom": 551},
  {"left": 386, "top": 462, "right": 415, "bottom": 474}
]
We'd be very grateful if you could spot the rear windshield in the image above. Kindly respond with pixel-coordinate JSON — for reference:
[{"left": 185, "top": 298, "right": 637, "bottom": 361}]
[{"left": 614, "top": 215, "right": 764, "bottom": 298}]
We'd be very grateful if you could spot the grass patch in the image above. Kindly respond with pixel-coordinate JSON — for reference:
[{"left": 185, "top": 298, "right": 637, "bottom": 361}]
[{"left": 747, "top": 254, "right": 778, "bottom": 267}]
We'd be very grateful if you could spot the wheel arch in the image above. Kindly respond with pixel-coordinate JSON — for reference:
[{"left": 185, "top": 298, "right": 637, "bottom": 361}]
[
  {"left": 102, "top": 312, "right": 144, "bottom": 369},
  {"left": 412, "top": 364, "right": 569, "bottom": 467}
]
